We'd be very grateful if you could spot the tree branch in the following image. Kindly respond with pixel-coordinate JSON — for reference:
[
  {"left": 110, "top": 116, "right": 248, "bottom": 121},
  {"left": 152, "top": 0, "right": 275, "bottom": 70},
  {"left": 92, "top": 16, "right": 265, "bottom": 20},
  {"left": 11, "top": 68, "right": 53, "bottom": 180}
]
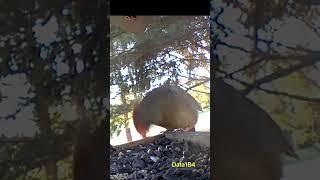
[
  {"left": 242, "top": 52, "right": 320, "bottom": 94},
  {"left": 183, "top": 79, "right": 210, "bottom": 91},
  {"left": 258, "top": 87, "right": 320, "bottom": 103}
]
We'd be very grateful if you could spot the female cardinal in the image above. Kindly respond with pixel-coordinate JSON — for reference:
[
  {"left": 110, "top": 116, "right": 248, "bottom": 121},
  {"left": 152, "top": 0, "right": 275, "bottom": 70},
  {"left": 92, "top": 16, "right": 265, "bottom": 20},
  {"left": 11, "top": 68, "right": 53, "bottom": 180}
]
[
  {"left": 213, "top": 78, "right": 298, "bottom": 180},
  {"left": 133, "top": 84, "right": 202, "bottom": 138}
]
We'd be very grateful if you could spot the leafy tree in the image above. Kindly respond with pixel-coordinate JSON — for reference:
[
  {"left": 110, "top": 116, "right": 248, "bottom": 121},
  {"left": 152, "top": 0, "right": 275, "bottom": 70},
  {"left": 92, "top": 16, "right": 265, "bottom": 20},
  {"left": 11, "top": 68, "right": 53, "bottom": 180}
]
[
  {"left": 110, "top": 16, "right": 210, "bottom": 139},
  {"left": 0, "top": 0, "right": 107, "bottom": 179},
  {"left": 211, "top": 0, "right": 320, "bottom": 147}
]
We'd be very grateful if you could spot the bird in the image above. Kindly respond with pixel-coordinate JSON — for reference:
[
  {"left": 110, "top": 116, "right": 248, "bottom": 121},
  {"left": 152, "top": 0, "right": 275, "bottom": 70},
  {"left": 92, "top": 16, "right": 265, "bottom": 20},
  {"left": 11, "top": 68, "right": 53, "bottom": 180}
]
[
  {"left": 213, "top": 78, "right": 298, "bottom": 180},
  {"left": 132, "top": 84, "right": 202, "bottom": 138}
]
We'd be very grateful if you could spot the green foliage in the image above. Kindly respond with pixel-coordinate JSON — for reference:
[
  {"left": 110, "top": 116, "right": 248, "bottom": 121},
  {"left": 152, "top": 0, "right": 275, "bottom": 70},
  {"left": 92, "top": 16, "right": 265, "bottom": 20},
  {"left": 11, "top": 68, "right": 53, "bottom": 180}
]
[
  {"left": 212, "top": 0, "right": 320, "bottom": 148},
  {"left": 110, "top": 16, "right": 210, "bottom": 136},
  {"left": 0, "top": 0, "right": 107, "bottom": 179},
  {"left": 190, "top": 83, "right": 210, "bottom": 109}
]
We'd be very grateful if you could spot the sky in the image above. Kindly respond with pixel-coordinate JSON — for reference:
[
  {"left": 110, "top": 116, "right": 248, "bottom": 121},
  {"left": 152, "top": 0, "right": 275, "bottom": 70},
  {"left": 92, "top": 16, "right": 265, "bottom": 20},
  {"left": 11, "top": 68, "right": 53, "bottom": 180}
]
[
  {"left": 110, "top": 50, "right": 210, "bottom": 105},
  {"left": 0, "top": 14, "right": 90, "bottom": 137}
]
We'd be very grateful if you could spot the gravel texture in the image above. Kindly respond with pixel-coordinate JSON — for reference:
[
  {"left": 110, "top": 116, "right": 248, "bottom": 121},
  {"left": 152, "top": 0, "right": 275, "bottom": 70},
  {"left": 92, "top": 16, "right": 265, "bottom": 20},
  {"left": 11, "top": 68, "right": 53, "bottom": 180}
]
[{"left": 110, "top": 134, "right": 210, "bottom": 179}]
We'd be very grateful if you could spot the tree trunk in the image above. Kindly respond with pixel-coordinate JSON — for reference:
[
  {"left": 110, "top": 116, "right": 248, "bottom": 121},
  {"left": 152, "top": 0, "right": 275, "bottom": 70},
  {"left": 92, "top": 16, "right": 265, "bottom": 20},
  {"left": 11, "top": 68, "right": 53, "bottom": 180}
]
[
  {"left": 125, "top": 127, "right": 132, "bottom": 142},
  {"left": 124, "top": 110, "right": 132, "bottom": 142},
  {"left": 34, "top": 85, "right": 58, "bottom": 180},
  {"left": 45, "top": 160, "right": 58, "bottom": 180}
]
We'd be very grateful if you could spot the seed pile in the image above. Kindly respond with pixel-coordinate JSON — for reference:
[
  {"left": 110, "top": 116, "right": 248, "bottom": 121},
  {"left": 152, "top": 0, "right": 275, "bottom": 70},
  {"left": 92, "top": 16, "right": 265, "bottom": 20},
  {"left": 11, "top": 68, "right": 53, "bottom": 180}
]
[{"left": 110, "top": 134, "right": 210, "bottom": 179}]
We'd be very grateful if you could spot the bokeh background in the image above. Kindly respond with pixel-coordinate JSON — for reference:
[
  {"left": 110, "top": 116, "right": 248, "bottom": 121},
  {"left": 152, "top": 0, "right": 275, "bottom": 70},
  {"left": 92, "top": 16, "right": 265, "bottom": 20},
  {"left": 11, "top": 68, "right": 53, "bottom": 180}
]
[{"left": 211, "top": 0, "right": 320, "bottom": 179}]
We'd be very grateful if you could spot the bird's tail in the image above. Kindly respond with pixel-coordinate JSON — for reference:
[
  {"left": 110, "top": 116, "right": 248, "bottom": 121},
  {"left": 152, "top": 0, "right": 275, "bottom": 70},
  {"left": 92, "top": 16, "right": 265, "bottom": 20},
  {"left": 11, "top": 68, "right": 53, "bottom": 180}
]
[{"left": 133, "top": 104, "right": 150, "bottom": 138}]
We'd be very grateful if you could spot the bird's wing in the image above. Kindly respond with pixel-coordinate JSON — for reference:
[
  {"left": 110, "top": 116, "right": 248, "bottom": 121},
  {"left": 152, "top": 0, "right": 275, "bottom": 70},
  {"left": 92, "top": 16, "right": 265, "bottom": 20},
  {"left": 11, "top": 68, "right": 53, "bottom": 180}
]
[{"left": 171, "top": 86, "right": 203, "bottom": 111}]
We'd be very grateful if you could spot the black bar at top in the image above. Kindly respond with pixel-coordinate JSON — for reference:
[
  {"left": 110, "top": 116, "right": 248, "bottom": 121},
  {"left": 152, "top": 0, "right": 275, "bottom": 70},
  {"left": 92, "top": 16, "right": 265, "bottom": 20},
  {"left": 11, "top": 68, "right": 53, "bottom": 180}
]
[{"left": 110, "top": 0, "right": 210, "bottom": 15}]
